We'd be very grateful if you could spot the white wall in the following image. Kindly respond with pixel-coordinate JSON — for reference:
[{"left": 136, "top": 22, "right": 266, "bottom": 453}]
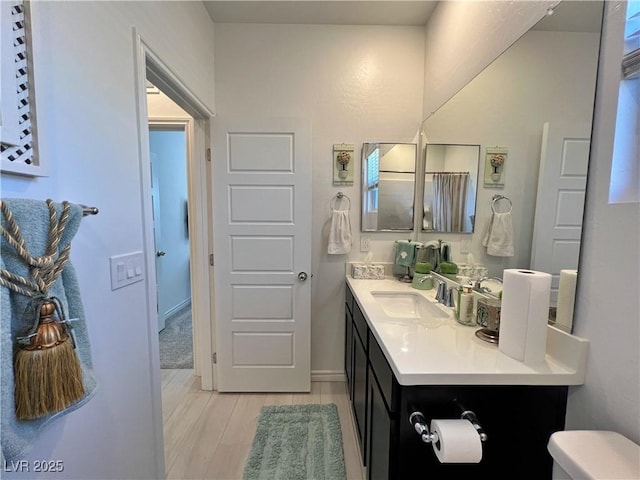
[
  {"left": 565, "top": 1, "right": 640, "bottom": 444},
  {"left": 0, "top": 2, "right": 215, "bottom": 478},
  {"left": 147, "top": 90, "right": 191, "bottom": 119},
  {"left": 214, "top": 23, "right": 425, "bottom": 376},
  {"left": 422, "top": 0, "right": 555, "bottom": 117},
  {"left": 419, "top": 30, "right": 600, "bottom": 277}
]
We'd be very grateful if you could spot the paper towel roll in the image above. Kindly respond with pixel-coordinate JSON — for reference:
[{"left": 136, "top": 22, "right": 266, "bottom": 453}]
[
  {"left": 499, "top": 269, "right": 552, "bottom": 365},
  {"left": 430, "top": 419, "right": 482, "bottom": 463},
  {"left": 556, "top": 269, "right": 577, "bottom": 332}
]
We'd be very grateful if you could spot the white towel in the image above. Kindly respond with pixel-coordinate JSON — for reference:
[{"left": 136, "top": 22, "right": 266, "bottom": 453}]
[
  {"left": 482, "top": 212, "right": 514, "bottom": 257},
  {"left": 328, "top": 209, "right": 351, "bottom": 254}
]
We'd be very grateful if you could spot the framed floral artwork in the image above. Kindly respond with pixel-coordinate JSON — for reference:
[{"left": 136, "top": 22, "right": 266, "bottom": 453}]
[{"left": 484, "top": 146, "right": 507, "bottom": 188}]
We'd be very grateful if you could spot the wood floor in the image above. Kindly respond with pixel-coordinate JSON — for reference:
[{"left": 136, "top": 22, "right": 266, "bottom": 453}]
[{"left": 161, "top": 369, "right": 365, "bottom": 480}]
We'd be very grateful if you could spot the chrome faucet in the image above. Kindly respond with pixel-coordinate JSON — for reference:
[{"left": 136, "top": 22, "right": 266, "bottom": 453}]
[
  {"left": 473, "top": 276, "right": 503, "bottom": 294},
  {"left": 444, "top": 286, "right": 456, "bottom": 308},
  {"left": 434, "top": 279, "right": 456, "bottom": 308},
  {"left": 434, "top": 279, "right": 446, "bottom": 303}
]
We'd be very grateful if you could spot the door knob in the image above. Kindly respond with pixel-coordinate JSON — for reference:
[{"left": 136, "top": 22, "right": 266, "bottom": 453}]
[
  {"left": 156, "top": 250, "right": 166, "bottom": 257},
  {"left": 297, "top": 272, "right": 308, "bottom": 282}
]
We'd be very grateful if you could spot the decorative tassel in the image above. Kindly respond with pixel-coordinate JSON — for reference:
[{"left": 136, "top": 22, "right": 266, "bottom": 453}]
[{"left": 14, "top": 301, "right": 84, "bottom": 421}]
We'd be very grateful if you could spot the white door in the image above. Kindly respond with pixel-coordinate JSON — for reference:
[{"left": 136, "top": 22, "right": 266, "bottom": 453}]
[
  {"left": 531, "top": 121, "right": 590, "bottom": 301},
  {"left": 212, "top": 117, "right": 312, "bottom": 392},
  {"left": 150, "top": 152, "right": 165, "bottom": 332}
]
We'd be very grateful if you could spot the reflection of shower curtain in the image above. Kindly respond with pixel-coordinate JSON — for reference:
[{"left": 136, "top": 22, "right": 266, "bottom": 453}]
[{"left": 432, "top": 172, "right": 469, "bottom": 232}]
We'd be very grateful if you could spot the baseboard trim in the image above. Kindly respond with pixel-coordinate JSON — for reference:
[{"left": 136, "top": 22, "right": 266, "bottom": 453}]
[
  {"left": 311, "top": 370, "right": 346, "bottom": 382},
  {"left": 164, "top": 298, "right": 192, "bottom": 319}
]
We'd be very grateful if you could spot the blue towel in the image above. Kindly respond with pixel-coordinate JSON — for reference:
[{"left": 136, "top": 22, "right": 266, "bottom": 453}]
[
  {"left": 440, "top": 241, "right": 452, "bottom": 263},
  {"left": 395, "top": 240, "right": 419, "bottom": 267},
  {"left": 423, "top": 241, "right": 441, "bottom": 271},
  {"left": 1, "top": 199, "right": 97, "bottom": 461}
]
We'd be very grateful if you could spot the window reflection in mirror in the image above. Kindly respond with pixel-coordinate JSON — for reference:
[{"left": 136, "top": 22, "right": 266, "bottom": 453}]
[
  {"left": 361, "top": 143, "right": 416, "bottom": 232},
  {"left": 423, "top": 144, "right": 480, "bottom": 233}
]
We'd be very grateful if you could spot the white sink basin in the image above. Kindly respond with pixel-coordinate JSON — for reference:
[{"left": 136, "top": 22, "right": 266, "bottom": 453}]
[{"left": 370, "top": 291, "right": 448, "bottom": 320}]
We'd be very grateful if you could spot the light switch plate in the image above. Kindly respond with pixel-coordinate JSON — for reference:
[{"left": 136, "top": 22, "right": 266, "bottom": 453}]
[{"left": 110, "top": 251, "right": 145, "bottom": 290}]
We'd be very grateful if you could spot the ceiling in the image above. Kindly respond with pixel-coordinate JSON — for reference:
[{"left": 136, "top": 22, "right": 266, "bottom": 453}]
[
  {"left": 203, "top": 1, "right": 439, "bottom": 26},
  {"left": 203, "top": 1, "right": 603, "bottom": 31}
]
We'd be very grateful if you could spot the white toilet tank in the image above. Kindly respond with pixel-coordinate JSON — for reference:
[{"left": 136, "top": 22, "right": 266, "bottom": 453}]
[{"left": 548, "top": 430, "right": 640, "bottom": 479}]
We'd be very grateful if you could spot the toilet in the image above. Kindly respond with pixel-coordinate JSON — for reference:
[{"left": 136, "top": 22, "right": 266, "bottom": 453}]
[{"left": 548, "top": 430, "right": 640, "bottom": 479}]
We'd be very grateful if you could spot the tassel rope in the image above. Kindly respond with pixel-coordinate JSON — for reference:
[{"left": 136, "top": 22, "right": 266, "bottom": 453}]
[
  {"left": 0, "top": 200, "right": 72, "bottom": 295},
  {"left": 0, "top": 199, "right": 84, "bottom": 420}
]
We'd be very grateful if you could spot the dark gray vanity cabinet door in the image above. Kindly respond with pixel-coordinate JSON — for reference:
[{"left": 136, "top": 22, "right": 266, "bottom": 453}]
[
  {"left": 346, "top": 283, "right": 367, "bottom": 464},
  {"left": 352, "top": 323, "right": 368, "bottom": 463},
  {"left": 345, "top": 285, "right": 354, "bottom": 397},
  {"left": 367, "top": 365, "right": 394, "bottom": 480},
  {"left": 345, "top": 308, "right": 354, "bottom": 395}
]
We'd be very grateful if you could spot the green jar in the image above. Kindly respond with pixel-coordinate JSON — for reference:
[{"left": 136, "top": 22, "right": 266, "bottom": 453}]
[
  {"left": 414, "top": 262, "right": 432, "bottom": 274},
  {"left": 412, "top": 272, "right": 433, "bottom": 290}
]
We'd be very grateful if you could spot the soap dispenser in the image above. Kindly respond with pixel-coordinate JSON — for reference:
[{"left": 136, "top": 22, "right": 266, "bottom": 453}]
[{"left": 455, "top": 285, "right": 475, "bottom": 326}]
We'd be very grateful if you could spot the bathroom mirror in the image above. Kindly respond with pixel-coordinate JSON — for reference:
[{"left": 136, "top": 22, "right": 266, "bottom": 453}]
[
  {"left": 418, "top": 1, "right": 603, "bottom": 332},
  {"left": 361, "top": 142, "right": 416, "bottom": 232},
  {"left": 423, "top": 144, "right": 480, "bottom": 233}
]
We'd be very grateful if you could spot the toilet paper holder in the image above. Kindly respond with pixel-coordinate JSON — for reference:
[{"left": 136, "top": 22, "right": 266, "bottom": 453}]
[{"left": 409, "top": 400, "right": 488, "bottom": 444}]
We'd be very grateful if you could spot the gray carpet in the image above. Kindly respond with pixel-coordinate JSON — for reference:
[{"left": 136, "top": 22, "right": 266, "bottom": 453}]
[
  {"left": 244, "top": 403, "right": 347, "bottom": 480},
  {"left": 159, "top": 303, "right": 193, "bottom": 369}
]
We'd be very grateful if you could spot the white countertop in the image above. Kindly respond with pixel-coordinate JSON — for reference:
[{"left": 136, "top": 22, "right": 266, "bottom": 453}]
[{"left": 347, "top": 277, "right": 589, "bottom": 386}]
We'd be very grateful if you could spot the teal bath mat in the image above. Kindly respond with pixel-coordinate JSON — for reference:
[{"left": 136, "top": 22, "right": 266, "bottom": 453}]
[{"left": 243, "top": 403, "right": 347, "bottom": 480}]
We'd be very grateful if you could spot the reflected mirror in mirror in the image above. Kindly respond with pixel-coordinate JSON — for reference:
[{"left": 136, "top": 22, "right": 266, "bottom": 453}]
[
  {"left": 423, "top": 144, "right": 480, "bottom": 233},
  {"left": 362, "top": 142, "right": 416, "bottom": 232},
  {"left": 418, "top": 1, "right": 603, "bottom": 332}
]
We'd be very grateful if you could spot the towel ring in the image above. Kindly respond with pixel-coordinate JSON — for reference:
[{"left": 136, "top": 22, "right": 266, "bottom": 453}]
[
  {"left": 491, "top": 195, "right": 512, "bottom": 214},
  {"left": 331, "top": 192, "right": 351, "bottom": 211}
]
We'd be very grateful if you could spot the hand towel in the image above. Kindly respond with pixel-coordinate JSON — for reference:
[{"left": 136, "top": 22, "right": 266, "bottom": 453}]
[
  {"left": 422, "top": 241, "right": 441, "bottom": 271},
  {"left": 482, "top": 212, "right": 514, "bottom": 257},
  {"left": 440, "top": 241, "right": 452, "bottom": 263},
  {"left": 1, "top": 199, "right": 97, "bottom": 461},
  {"left": 394, "top": 240, "right": 417, "bottom": 267},
  {"left": 328, "top": 209, "right": 351, "bottom": 254}
]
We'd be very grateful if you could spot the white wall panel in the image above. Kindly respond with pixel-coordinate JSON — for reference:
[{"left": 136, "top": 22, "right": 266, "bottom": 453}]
[
  {"left": 230, "top": 236, "right": 294, "bottom": 272},
  {"left": 231, "top": 285, "right": 294, "bottom": 320},
  {"left": 0, "top": 2, "right": 214, "bottom": 478},
  {"left": 229, "top": 133, "right": 294, "bottom": 172},
  {"left": 232, "top": 333, "right": 294, "bottom": 366},
  {"left": 229, "top": 186, "right": 294, "bottom": 223}
]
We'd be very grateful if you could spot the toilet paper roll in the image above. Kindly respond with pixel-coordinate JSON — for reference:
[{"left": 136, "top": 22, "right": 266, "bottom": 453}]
[
  {"left": 430, "top": 419, "right": 482, "bottom": 463},
  {"left": 499, "top": 269, "right": 552, "bottom": 365},
  {"left": 556, "top": 269, "right": 577, "bottom": 332}
]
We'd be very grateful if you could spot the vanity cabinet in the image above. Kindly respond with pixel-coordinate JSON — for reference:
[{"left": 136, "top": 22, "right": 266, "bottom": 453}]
[
  {"left": 345, "top": 283, "right": 569, "bottom": 480},
  {"left": 366, "top": 366, "right": 394, "bottom": 480},
  {"left": 345, "top": 284, "right": 368, "bottom": 463},
  {"left": 345, "top": 287, "right": 354, "bottom": 392}
]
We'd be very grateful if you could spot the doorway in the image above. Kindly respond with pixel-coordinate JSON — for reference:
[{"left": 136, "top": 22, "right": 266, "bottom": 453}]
[
  {"left": 149, "top": 121, "right": 194, "bottom": 368},
  {"left": 133, "top": 31, "right": 216, "bottom": 476},
  {"left": 134, "top": 32, "right": 216, "bottom": 388}
]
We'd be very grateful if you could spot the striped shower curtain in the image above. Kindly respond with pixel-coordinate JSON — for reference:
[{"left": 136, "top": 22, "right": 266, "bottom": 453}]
[{"left": 432, "top": 172, "right": 469, "bottom": 232}]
